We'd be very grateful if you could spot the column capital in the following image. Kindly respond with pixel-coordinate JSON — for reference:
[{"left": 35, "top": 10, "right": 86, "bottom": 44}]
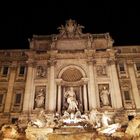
[
  {"left": 55, "top": 79, "right": 62, "bottom": 85},
  {"left": 26, "top": 60, "right": 36, "bottom": 67},
  {"left": 107, "top": 58, "right": 116, "bottom": 65},
  {"left": 126, "top": 60, "right": 134, "bottom": 65},
  {"left": 87, "top": 58, "right": 96, "bottom": 65},
  {"left": 84, "top": 49, "right": 96, "bottom": 57},
  {"left": 48, "top": 58, "right": 57, "bottom": 66},
  {"left": 81, "top": 78, "right": 89, "bottom": 84},
  {"left": 10, "top": 61, "right": 17, "bottom": 70}
]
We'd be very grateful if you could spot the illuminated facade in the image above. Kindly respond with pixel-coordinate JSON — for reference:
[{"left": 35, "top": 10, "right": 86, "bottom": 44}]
[{"left": 0, "top": 19, "right": 140, "bottom": 126}]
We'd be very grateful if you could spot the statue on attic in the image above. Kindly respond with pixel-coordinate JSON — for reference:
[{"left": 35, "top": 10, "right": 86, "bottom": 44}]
[
  {"left": 57, "top": 24, "right": 66, "bottom": 37},
  {"left": 57, "top": 19, "right": 84, "bottom": 39},
  {"left": 76, "top": 24, "right": 84, "bottom": 36}
]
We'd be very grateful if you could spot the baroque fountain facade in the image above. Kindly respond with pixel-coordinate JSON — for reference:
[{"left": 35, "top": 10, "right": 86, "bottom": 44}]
[{"left": 0, "top": 19, "right": 140, "bottom": 139}]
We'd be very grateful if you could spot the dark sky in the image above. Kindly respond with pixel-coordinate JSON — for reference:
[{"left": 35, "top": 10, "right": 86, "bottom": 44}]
[{"left": 1, "top": 1, "right": 140, "bottom": 50}]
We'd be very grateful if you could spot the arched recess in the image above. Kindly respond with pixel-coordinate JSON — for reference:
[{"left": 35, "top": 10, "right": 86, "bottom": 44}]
[
  {"left": 58, "top": 65, "right": 86, "bottom": 79},
  {"left": 56, "top": 65, "right": 89, "bottom": 113}
]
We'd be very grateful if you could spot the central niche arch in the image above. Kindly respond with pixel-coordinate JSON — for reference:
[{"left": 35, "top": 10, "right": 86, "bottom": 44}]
[
  {"left": 57, "top": 65, "right": 88, "bottom": 113},
  {"left": 58, "top": 65, "right": 86, "bottom": 81},
  {"left": 61, "top": 67, "right": 83, "bottom": 82}
]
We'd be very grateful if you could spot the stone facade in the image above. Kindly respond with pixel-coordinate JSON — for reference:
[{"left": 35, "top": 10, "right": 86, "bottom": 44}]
[{"left": 0, "top": 19, "right": 140, "bottom": 126}]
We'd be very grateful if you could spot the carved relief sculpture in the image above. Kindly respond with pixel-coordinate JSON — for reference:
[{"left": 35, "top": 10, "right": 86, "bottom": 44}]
[
  {"left": 36, "top": 66, "right": 46, "bottom": 78},
  {"left": 96, "top": 65, "right": 107, "bottom": 76}
]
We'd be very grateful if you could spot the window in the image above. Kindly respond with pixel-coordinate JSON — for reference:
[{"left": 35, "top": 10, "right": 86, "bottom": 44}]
[
  {"left": 124, "top": 91, "right": 131, "bottom": 100},
  {"left": 119, "top": 63, "right": 125, "bottom": 72},
  {"left": 2, "top": 66, "right": 9, "bottom": 76},
  {"left": 12, "top": 90, "right": 23, "bottom": 112},
  {"left": 136, "top": 63, "right": 140, "bottom": 72},
  {"left": 11, "top": 118, "right": 18, "bottom": 124},
  {"left": 0, "top": 94, "right": 3, "bottom": 105},
  {"left": 19, "top": 66, "right": 25, "bottom": 76},
  {"left": 14, "top": 93, "right": 21, "bottom": 105},
  {"left": 118, "top": 63, "right": 127, "bottom": 75}
]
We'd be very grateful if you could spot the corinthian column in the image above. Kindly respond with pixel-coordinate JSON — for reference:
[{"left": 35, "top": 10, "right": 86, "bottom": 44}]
[
  {"left": 23, "top": 58, "right": 35, "bottom": 113},
  {"left": 48, "top": 59, "right": 56, "bottom": 112},
  {"left": 56, "top": 79, "right": 62, "bottom": 113},
  {"left": 4, "top": 62, "right": 17, "bottom": 113},
  {"left": 87, "top": 59, "right": 97, "bottom": 110},
  {"left": 127, "top": 60, "right": 140, "bottom": 109},
  {"left": 82, "top": 78, "right": 88, "bottom": 112},
  {"left": 108, "top": 58, "right": 123, "bottom": 108}
]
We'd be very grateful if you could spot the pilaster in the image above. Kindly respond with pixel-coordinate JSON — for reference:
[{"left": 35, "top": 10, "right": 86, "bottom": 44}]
[
  {"left": 4, "top": 62, "right": 17, "bottom": 113},
  {"left": 82, "top": 78, "right": 88, "bottom": 112},
  {"left": 23, "top": 53, "right": 35, "bottom": 113},
  {"left": 48, "top": 59, "right": 57, "bottom": 112},
  {"left": 107, "top": 58, "right": 123, "bottom": 108},
  {"left": 56, "top": 79, "right": 62, "bottom": 113},
  {"left": 87, "top": 58, "right": 97, "bottom": 110},
  {"left": 127, "top": 60, "right": 140, "bottom": 109}
]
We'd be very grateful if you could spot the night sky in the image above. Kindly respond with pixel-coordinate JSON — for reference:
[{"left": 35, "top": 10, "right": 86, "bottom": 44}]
[{"left": 0, "top": 1, "right": 140, "bottom": 50}]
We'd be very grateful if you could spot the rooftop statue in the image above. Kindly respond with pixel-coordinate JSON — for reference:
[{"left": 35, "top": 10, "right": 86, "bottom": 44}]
[{"left": 57, "top": 19, "right": 84, "bottom": 39}]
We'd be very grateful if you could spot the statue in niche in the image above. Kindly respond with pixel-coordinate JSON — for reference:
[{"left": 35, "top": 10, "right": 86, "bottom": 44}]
[
  {"left": 64, "top": 87, "right": 79, "bottom": 113},
  {"left": 100, "top": 86, "right": 110, "bottom": 106},
  {"left": 35, "top": 88, "right": 45, "bottom": 109},
  {"left": 36, "top": 66, "right": 46, "bottom": 78},
  {"left": 96, "top": 65, "right": 106, "bottom": 76}
]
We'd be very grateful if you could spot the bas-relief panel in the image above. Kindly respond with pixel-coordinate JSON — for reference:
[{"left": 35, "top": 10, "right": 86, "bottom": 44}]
[
  {"left": 35, "top": 65, "right": 47, "bottom": 79},
  {"left": 96, "top": 65, "right": 107, "bottom": 77}
]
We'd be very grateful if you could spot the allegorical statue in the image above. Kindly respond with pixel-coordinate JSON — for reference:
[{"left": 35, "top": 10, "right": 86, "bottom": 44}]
[
  {"left": 64, "top": 87, "right": 79, "bottom": 113},
  {"left": 35, "top": 88, "right": 45, "bottom": 109},
  {"left": 100, "top": 86, "right": 110, "bottom": 106}
]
